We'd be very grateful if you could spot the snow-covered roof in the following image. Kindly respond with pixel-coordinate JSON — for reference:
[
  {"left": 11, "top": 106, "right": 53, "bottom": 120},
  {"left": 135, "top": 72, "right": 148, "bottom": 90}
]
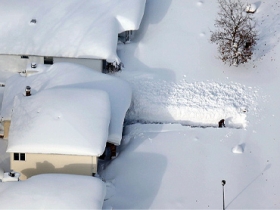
[
  {"left": 0, "top": 174, "right": 106, "bottom": 209},
  {"left": 1, "top": 63, "right": 132, "bottom": 145},
  {"left": 7, "top": 87, "right": 110, "bottom": 156},
  {"left": 0, "top": 0, "right": 146, "bottom": 62}
]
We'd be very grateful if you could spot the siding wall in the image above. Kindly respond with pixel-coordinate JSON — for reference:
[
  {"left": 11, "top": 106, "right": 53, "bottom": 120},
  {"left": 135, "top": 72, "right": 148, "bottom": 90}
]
[
  {"left": 3, "top": 120, "right": 10, "bottom": 139},
  {"left": 10, "top": 153, "right": 97, "bottom": 180},
  {"left": 0, "top": 55, "right": 43, "bottom": 72},
  {"left": 53, "top": 57, "right": 103, "bottom": 71},
  {"left": 0, "top": 55, "right": 103, "bottom": 72}
]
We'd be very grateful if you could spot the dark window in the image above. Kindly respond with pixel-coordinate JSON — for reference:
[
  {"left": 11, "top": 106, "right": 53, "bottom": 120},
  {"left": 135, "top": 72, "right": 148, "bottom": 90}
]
[
  {"left": 21, "top": 56, "right": 29, "bottom": 59},
  {"left": 20, "top": 153, "right": 25, "bottom": 161},
  {"left": 14, "top": 153, "right": 25, "bottom": 161},
  {"left": 44, "top": 57, "right": 53, "bottom": 65},
  {"left": 14, "top": 153, "right": 19, "bottom": 160}
]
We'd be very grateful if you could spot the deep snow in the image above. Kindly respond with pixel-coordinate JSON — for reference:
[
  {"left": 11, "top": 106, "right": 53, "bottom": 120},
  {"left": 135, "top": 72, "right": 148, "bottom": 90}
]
[
  {"left": 0, "top": 0, "right": 280, "bottom": 209},
  {"left": 101, "top": 124, "right": 279, "bottom": 209},
  {"left": 8, "top": 88, "right": 110, "bottom": 156},
  {"left": 0, "top": 174, "right": 106, "bottom": 209},
  {"left": 0, "top": 0, "right": 146, "bottom": 62},
  {"left": 1, "top": 63, "right": 132, "bottom": 145},
  {"left": 101, "top": 0, "right": 280, "bottom": 209}
]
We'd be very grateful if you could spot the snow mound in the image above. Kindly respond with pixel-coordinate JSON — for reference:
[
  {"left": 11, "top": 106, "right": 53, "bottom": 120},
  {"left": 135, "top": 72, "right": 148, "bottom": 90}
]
[
  {"left": 0, "top": 174, "right": 106, "bottom": 209},
  {"left": 196, "top": 1, "right": 203, "bottom": 6},
  {"left": 125, "top": 78, "right": 258, "bottom": 128},
  {"left": 246, "top": 4, "right": 257, "bottom": 13},
  {"left": 232, "top": 144, "right": 245, "bottom": 154}
]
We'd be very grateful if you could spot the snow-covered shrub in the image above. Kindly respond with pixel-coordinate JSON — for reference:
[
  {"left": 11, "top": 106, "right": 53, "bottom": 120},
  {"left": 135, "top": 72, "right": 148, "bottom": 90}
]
[
  {"left": 104, "top": 61, "right": 123, "bottom": 73},
  {"left": 210, "top": 0, "right": 258, "bottom": 66}
]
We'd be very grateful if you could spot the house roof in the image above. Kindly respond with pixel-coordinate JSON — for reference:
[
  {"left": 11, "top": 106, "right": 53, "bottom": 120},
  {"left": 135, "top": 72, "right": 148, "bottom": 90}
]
[
  {"left": 0, "top": 0, "right": 146, "bottom": 62},
  {"left": 7, "top": 87, "right": 110, "bottom": 156},
  {"left": 0, "top": 174, "right": 106, "bottom": 209},
  {"left": 1, "top": 62, "right": 132, "bottom": 145}
]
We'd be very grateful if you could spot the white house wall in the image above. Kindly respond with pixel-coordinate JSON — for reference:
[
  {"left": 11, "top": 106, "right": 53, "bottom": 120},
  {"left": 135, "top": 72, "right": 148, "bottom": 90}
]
[
  {"left": 53, "top": 57, "right": 102, "bottom": 72},
  {"left": 0, "top": 55, "right": 103, "bottom": 73},
  {"left": 0, "top": 55, "right": 43, "bottom": 72}
]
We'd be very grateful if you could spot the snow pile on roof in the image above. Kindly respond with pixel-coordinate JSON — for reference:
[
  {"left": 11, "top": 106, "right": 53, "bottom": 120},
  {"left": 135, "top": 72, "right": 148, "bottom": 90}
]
[
  {"left": 0, "top": 174, "right": 106, "bottom": 209},
  {"left": 7, "top": 88, "right": 110, "bottom": 156},
  {"left": 1, "top": 63, "right": 132, "bottom": 145},
  {"left": 0, "top": 0, "right": 146, "bottom": 62},
  {"left": 123, "top": 76, "right": 258, "bottom": 128}
]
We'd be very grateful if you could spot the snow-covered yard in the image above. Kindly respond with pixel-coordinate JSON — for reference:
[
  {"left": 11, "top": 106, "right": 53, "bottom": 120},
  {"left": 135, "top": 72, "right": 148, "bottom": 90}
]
[
  {"left": 101, "top": 124, "right": 279, "bottom": 209},
  {"left": 101, "top": 0, "right": 280, "bottom": 209}
]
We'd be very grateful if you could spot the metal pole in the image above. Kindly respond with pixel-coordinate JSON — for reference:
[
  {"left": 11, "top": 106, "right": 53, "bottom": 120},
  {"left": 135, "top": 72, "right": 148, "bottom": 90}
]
[{"left": 221, "top": 180, "right": 226, "bottom": 210}]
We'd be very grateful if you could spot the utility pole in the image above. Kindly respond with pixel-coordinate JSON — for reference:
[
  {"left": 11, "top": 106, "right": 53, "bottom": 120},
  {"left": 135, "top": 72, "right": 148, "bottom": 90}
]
[{"left": 221, "top": 180, "right": 226, "bottom": 210}]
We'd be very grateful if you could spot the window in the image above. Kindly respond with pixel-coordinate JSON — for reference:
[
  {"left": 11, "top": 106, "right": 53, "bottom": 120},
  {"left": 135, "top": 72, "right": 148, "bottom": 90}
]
[
  {"left": 44, "top": 57, "right": 53, "bottom": 65},
  {"left": 21, "top": 55, "right": 29, "bottom": 59},
  {"left": 14, "top": 153, "right": 25, "bottom": 161}
]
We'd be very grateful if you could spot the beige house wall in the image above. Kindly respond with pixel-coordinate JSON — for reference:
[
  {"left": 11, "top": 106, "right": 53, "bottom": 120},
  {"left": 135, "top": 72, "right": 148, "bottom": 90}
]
[
  {"left": 3, "top": 120, "right": 11, "bottom": 139},
  {"left": 10, "top": 153, "right": 98, "bottom": 180}
]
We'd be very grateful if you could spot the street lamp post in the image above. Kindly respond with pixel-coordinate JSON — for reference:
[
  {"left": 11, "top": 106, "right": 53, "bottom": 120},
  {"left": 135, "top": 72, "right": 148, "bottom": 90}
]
[{"left": 221, "top": 180, "right": 226, "bottom": 210}]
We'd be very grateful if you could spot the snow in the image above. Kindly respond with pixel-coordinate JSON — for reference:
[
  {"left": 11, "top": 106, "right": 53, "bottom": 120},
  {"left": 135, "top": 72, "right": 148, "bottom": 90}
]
[
  {"left": 0, "top": 0, "right": 280, "bottom": 209},
  {"left": 0, "top": 0, "right": 146, "bottom": 62},
  {"left": 99, "top": 0, "right": 280, "bottom": 209},
  {"left": 246, "top": 4, "right": 258, "bottom": 13},
  {"left": 232, "top": 143, "right": 245, "bottom": 154},
  {"left": 0, "top": 174, "right": 106, "bottom": 209},
  {"left": 1, "top": 63, "right": 132, "bottom": 145},
  {"left": 102, "top": 123, "right": 279, "bottom": 209},
  {"left": 7, "top": 88, "right": 110, "bottom": 156},
  {"left": 124, "top": 78, "right": 258, "bottom": 128},
  {"left": 1, "top": 172, "right": 20, "bottom": 182}
]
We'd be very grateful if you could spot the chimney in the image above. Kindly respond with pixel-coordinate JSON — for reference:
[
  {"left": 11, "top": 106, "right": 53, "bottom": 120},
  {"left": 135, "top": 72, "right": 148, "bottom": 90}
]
[{"left": 25, "top": 86, "right": 31, "bottom": 96}]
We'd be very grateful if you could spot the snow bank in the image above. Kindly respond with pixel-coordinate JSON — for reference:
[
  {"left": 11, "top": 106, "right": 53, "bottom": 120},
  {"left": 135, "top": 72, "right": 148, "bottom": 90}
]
[
  {"left": 101, "top": 123, "right": 280, "bottom": 209},
  {"left": 7, "top": 88, "right": 110, "bottom": 156},
  {"left": 0, "top": 0, "right": 146, "bottom": 62},
  {"left": 1, "top": 63, "right": 132, "bottom": 145},
  {"left": 0, "top": 174, "right": 106, "bottom": 209},
  {"left": 123, "top": 77, "right": 258, "bottom": 128}
]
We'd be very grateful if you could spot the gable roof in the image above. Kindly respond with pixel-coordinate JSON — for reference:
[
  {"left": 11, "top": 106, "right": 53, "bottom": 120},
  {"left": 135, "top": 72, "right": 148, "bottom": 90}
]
[
  {"left": 1, "top": 63, "right": 132, "bottom": 145},
  {"left": 0, "top": 0, "right": 146, "bottom": 62},
  {"left": 7, "top": 87, "right": 110, "bottom": 156}
]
